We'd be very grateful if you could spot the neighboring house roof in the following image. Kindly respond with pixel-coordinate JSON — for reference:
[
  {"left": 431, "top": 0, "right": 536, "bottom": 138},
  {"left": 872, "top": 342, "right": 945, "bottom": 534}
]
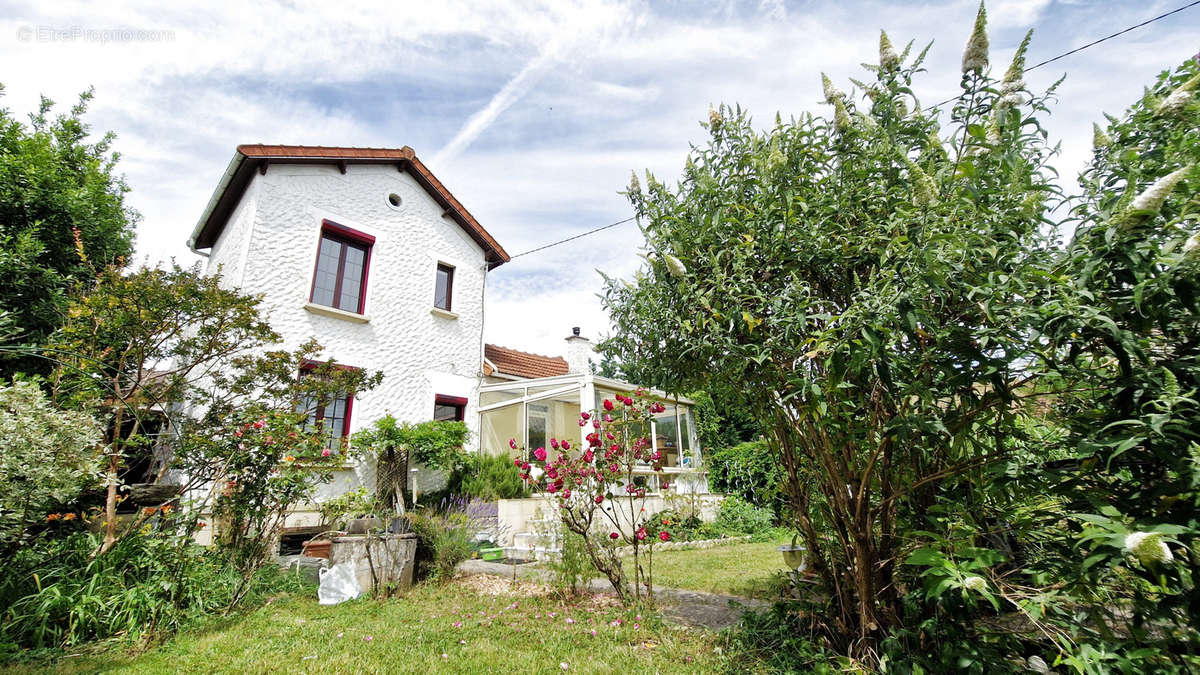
[
  {"left": 187, "top": 144, "right": 510, "bottom": 268},
  {"left": 484, "top": 344, "right": 569, "bottom": 379}
]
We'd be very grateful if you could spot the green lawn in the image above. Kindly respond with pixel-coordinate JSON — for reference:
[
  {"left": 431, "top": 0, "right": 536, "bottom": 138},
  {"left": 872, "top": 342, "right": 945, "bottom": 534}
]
[
  {"left": 10, "top": 577, "right": 752, "bottom": 674},
  {"left": 628, "top": 537, "right": 790, "bottom": 599}
]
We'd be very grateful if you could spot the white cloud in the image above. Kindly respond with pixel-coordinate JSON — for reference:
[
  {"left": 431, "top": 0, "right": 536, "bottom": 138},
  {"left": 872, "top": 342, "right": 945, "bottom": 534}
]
[{"left": 2, "top": 0, "right": 1196, "bottom": 361}]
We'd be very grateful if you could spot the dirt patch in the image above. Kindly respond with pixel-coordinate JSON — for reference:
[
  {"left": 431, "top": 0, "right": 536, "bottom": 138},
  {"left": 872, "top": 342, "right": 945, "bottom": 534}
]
[{"left": 452, "top": 573, "right": 550, "bottom": 597}]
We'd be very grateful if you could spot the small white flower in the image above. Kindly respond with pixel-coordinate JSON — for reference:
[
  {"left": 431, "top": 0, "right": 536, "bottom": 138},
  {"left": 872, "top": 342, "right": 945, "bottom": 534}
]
[
  {"left": 663, "top": 253, "right": 687, "bottom": 278},
  {"left": 961, "top": 2, "right": 989, "bottom": 74},
  {"left": 962, "top": 575, "right": 987, "bottom": 592},
  {"left": 1127, "top": 165, "right": 1192, "bottom": 218},
  {"left": 1124, "top": 531, "right": 1174, "bottom": 567}
]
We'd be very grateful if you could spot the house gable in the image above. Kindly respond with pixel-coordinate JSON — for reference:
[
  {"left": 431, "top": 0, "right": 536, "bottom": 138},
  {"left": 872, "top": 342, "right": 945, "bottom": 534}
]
[{"left": 188, "top": 145, "right": 510, "bottom": 268}]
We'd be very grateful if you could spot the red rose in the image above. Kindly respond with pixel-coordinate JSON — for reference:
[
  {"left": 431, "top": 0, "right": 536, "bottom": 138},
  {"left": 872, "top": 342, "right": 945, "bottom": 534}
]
[
  {"left": 534, "top": 447, "right": 547, "bottom": 461},
  {"left": 603, "top": 399, "right": 614, "bottom": 411},
  {"left": 595, "top": 495, "right": 604, "bottom": 504},
  {"left": 659, "top": 531, "right": 670, "bottom": 542},
  {"left": 610, "top": 532, "right": 619, "bottom": 539}
]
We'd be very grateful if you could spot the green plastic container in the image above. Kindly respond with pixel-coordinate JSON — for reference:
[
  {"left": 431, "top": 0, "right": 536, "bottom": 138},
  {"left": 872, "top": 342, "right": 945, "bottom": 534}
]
[{"left": 480, "top": 547, "right": 504, "bottom": 561}]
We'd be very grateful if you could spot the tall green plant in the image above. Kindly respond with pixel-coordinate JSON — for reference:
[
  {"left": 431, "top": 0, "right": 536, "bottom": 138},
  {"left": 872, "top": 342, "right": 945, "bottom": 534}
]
[
  {"left": 602, "top": 9, "right": 1060, "bottom": 658},
  {"left": 1037, "top": 59, "right": 1200, "bottom": 670}
]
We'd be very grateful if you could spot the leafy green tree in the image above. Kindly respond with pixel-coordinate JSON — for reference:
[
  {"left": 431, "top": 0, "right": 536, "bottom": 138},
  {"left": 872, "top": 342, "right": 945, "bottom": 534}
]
[
  {"left": 0, "top": 87, "right": 137, "bottom": 377},
  {"left": 1037, "top": 59, "right": 1199, "bottom": 670},
  {"left": 602, "top": 9, "right": 1061, "bottom": 658},
  {"left": 46, "top": 263, "right": 381, "bottom": 556}
]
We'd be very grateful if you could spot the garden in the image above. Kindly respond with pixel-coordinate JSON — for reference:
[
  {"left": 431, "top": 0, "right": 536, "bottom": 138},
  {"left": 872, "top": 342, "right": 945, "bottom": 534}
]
[{"left": 1, "top": 3, "right": 1199, "bottom": 673}]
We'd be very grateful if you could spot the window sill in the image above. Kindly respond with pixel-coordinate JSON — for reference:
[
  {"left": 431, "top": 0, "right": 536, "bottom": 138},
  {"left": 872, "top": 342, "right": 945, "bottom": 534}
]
[
  {"left": 430, "top": 307, "right": 458, "bottom": 320},
  {"left": 304, "top": 302, "right": 370, "bottom": 324}
]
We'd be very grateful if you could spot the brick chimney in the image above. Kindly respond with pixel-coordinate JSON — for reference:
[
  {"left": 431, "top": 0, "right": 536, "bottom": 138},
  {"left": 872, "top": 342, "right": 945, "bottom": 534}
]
[{"left": 564, "top": 327, "right": 595, "bottom": 374}]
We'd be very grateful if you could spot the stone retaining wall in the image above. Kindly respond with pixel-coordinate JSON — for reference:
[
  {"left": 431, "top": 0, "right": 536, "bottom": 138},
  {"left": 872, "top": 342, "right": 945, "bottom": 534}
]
[{"left": 614, "top": 535, "right": 752, "bottom": 557}]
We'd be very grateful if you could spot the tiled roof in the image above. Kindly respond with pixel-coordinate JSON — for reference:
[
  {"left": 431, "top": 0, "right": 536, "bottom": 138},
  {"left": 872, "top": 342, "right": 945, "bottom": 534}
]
[
  {"left": 189, "top": 145, "right": 509, "bottom": 267},
  {"left": 484, "top": 344, "right": 569, "bottom": 379}
]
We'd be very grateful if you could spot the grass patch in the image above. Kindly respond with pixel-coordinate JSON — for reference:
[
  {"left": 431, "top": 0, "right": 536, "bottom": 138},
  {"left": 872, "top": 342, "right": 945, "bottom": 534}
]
[
  {"left": 8, "top": 577, "right": 752, "bottom": 674},
  {"left": 630, "top": 537, "right": 790, "bottom": 599}
]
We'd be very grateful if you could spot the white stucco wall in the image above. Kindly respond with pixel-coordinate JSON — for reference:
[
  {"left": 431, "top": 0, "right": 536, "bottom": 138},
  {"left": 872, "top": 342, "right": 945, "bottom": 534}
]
[{"left": 202, "top": 162, "right": 489, "bottom": 502}]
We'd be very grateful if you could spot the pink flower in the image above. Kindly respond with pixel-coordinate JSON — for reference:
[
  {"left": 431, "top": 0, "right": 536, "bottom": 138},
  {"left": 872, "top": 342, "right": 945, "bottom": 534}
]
[
  {"left": 592, "top": 419, "right": 600, "bottom": 428},
  {"left": 659, "top": 531, "right": 670, "bottom": 542},
  {"left": 610, "top": 532, "right": 619, "bottom": 539},
  {"left": 561, "top": 440, "right": 571, "bottom": 450},
  {"left": 636, "top": 527, "right": 647, "bottom": 541},
  {"left": 603, "top": 399, "right": 614, "bottom": 411},
  {"left": 580, "top": 412, "right": 591, "bottom": 421},
  {"left": 365, "top": 635, "right": 373, "bottom": 642},
  {"left": 582, "top": 450, "right": 593, "bottom": 462},
  {"left": 563, "top": 489, "right": 572, "bottom": 499},
  {"left": 603, "top": 414, "right": 613, "bottom": 423},
  {"left": 533, "top": 447, "right": 547, "bottom": 461},
  {"left": 550, "top": 438, "right": 560, "bottom": 449},
  {"left": 509, "top": 438, "right": 517, "bottom": 449},
  {"left": 578, "top": 419, "right": 587, "bottom": 427},
  {"left": 513, "top": 458, "right": 522, "bottom": 468},
  {"left": 253, "top": 419, "right": 265, "bottom": 429},
  {"left": 322, "top": 448, "right": 332, "bottom": 457},
  {"left": 595, "top": 494, "right": 604, "bottom": 504},
  {"left": 547, "top": 483, "right": 558, "bottom": 494}
]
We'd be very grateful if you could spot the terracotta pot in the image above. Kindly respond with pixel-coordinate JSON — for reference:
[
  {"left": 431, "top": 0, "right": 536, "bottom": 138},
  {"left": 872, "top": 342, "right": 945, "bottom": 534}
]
[{"left": 303, "top": 538, "right": 332, "bottom": 559}]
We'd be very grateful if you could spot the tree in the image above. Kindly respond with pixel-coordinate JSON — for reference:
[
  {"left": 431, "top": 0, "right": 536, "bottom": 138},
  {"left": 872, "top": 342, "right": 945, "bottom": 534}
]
[
  {"left": 45, "top": 262, "right": 382, "bottom": 556},
  {"left": 0, "top": 87, "right": 137, "bottom": 378},
  {"left": 602, "top": 10, "right": 1061, "bottom": 659}
]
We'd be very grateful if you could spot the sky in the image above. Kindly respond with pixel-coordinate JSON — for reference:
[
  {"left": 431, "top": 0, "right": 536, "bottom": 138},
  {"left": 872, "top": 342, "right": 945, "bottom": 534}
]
[{"left": 1, "top": 0, "right": 1197, "bottom": 358}]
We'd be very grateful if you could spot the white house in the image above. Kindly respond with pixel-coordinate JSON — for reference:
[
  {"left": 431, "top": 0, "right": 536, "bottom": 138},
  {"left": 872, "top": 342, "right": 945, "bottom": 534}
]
[
  {"left": 188, "top": 144, "right": 711, "bottom": 548},
  {"left": 188, "top": 144, "right": 509, "bottom": 509}
]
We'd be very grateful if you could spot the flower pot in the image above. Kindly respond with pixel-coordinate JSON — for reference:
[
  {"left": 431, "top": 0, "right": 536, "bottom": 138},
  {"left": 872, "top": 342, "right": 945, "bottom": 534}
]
[{"left": 303, "top": 538, "right": 332, "bottom": 559}]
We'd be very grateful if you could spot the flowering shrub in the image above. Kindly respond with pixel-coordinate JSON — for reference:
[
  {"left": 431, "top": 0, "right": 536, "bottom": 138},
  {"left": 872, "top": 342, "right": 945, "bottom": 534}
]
[
  {"left": 204, "top": 409, "right": 340, "bottom": 602},
  {"left": 513, "top": 389, "right": 673, "bottom": 605}
]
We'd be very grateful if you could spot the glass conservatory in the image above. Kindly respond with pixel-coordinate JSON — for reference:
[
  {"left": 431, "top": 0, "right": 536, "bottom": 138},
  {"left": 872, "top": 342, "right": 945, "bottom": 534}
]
[{"left": 478, "top": 373, "right": 707, "bottom": 493}]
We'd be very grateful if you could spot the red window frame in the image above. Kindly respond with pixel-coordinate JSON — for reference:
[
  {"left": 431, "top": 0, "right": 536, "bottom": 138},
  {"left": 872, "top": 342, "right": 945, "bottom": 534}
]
[
  {"left": 298, "top": 360, "right": 359, "bottom": 448},
  {"left": 309, "top": 220, "right": 375, "bottom": 315},
  {"left": 434, "top": 263, "right": 454, "bottom": 312},
  {"left": 434, "top": 394, "right": 467, "bottom": 422}
]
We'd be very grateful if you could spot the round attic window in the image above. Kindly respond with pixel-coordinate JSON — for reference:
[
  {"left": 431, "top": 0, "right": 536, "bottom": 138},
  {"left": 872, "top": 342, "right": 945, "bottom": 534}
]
[{"left": 386, "top": 192, "right": 403, "bottom": 209}]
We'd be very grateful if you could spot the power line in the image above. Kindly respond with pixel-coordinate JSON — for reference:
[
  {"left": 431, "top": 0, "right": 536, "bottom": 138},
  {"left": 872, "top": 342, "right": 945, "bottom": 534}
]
[
  {"left": 509, "top": 216, "right": 636, "bottom": 259},
  {"left": 511, "top": 2, "right": 1198, "bottom": 260},
  {"left": 926, "top": 0, "right": 1200, "bottom": 111}
]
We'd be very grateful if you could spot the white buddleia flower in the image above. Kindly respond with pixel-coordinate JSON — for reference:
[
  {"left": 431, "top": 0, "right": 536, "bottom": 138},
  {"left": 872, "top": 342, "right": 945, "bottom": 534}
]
[
  {"left": 821, "top": 73, "right": 844, "bottom": 105},
  {"left": 1158, "top": 72, "right": 1200, "bottom": 115},
  {"left": 908, "top": 161, "right": 937, "bottom": 207},
  {"left": 961, "top": 2, "right": 989, "bottom": 74},
  {"left": 1159, "top": 87, "right": 1194, "bottom": 115},
  {"left": 879, "top": 30, "right": 900, "bottom": 72},
  {"left": 997, "top": 30, "right": 1031, "bottom": 109},
  {"left": 834, "top": 97, "right": 852, "bottom": 132},
  {"left": 962, "top": 575, "right": 987, "bottom": 592},
  {"left": 663, "top": 253, "right": 687, "bottom": 278},
  {"left": 1127, "top": 165, "right": 1192, "bottom": 217},
  {"left": 1124, "top": 531, "right": 1173, "bottom": 567},
  {"left": 1183, "top": 231, "right": 1200, "bottom": 257}
]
